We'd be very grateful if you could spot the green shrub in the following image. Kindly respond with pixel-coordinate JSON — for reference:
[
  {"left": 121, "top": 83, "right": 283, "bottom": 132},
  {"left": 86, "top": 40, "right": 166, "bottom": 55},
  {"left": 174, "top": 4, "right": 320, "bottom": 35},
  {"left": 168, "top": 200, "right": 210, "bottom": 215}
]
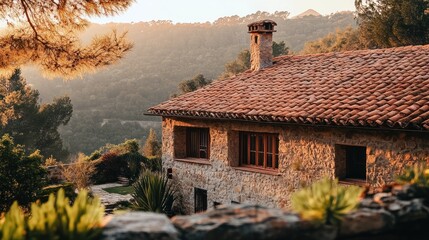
[
  {"left": 291, "top": 178, "right": 363, "bottom": 225},
  {"left": 396, "top": 163, "right": 429, "bottom": 199},
  {"left": 132, "top": 170, "right": 176, "bottom": 214},
  {"left": 124, "top": 152, "right": 146, "bottom": 183},
  {"left": 144, "top": 156, "right": 162, "bottom": 173},
  {"left": 0, "top": 134, "right": 46, "bottom": 212},
  {"left": 92, "top": 151, "right": 129, "bottom": 184},
  {"left": 0, "top": 189, "right": 104, "bottom": 240},
  {"left": 91, "top": 140, "right": 146, "bottom": 184},
  {"left": 396, "top": 163, "right": 429, "bottom": 187}
]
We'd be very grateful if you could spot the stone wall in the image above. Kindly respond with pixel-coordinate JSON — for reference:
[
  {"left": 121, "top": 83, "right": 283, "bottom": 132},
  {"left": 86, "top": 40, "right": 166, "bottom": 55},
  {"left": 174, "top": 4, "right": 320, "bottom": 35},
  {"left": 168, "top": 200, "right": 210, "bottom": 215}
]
[
  {"left": 162, "top": 117, "right": 429, "bottom": 214},
  {"left": 250, "top": 32, "right": 273, "bottom": 70},
  {"left": 102, "top": 184, "right": 429, "bottom": 240}
]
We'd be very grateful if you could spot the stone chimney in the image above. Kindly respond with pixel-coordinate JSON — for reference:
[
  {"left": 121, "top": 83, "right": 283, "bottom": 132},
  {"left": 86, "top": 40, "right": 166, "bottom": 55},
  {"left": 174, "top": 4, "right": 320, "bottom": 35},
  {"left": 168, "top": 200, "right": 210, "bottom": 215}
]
[{"left": 247, "top": 20, "right": 277, "bottom": 71}]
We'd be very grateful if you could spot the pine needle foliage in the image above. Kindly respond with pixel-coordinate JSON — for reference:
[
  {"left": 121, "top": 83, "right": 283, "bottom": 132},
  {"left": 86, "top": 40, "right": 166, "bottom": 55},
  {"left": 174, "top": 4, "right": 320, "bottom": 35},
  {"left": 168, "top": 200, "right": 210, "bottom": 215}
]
[
  {"left": 291, "top": 178, "right": 363, "bottom": 226},
  {"left": 132, "top": 170, "right": 176, "bottom": 214},
  {"left": 0, "top": 0, "right": 134, "bottom": 78},
  {"left": 356, "top": 0, "right": 429, "bottom": 48}
]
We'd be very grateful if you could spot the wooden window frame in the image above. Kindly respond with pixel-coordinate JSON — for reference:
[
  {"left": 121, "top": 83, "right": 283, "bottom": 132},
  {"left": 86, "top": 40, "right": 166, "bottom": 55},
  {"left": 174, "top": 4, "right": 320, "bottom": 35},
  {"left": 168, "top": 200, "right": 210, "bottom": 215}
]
[
  {"left": 186, "top": 127, "right": 210, "bottom": 159},
  {"left": 335, "top": 145, "right": 367, "bottom": 184},
  {"left": 239, "top": 131, "right": 279, "bottom": 170}
]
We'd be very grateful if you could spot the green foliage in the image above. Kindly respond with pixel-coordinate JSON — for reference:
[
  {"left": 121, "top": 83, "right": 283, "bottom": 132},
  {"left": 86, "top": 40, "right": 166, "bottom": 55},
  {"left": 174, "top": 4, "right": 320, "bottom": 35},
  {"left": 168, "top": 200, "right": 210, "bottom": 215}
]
[
  {"left": 174, "top": 74, "right": 212, "bottom": 97},
  {"left": 132, "top": 170, "right": 176, "bottom": 214},
  {"left": 0, "top": 134, "right": 46, "bottom": 212},
  {"left": 302, "top": 27, "right": 366, "bottom": 54},
  {"left": 144, "top": 157, "right": 162, "bottom": 173},
  {"left": 396, "top": 163, "right": 429, "bottom": 188},
  {"left": 356, "top": 0, "right": 429, "bottom": 48},
  {"left": 0, "top": 69, "right": 72, "bottom": 159},
  {"left": 272, "top": 41, "right": 290, "bottom": 57},
  {"left": 91, "top": 139, "right": 146, "bottom": 184},
  {"left": 0, "top": 189, "right": 104, "bottom": 240},
  {"left": 142, "top": 128, "right": 161, "bottom": 158},
  {"left": 292, "top": 178, "right": 363, "bottom": 225},
  {"left": 220, "top": 49, "right": 251, "bottom": 79},
  {"left": 220, "top": 41, "right": 290, "bottom": 79}
]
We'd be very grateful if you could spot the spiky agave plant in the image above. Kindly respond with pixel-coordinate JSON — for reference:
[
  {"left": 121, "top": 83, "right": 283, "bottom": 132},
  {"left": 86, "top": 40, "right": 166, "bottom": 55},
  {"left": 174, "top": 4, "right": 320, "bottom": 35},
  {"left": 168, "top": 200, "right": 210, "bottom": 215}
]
[
  {"left": 291, "top": 178, "right": 363, "bottom": 226},
  {"left": 396, "top": 163, "right": 429, "bottom": 199},
  {"left": 396, "top": 162, "right": 429, "bottom": 188},
  {"left": 0, "top": 202, "right": 26, "bottom": 240},
  {"left": 132, "top": 170, "right": 176, "bottom": 214}
]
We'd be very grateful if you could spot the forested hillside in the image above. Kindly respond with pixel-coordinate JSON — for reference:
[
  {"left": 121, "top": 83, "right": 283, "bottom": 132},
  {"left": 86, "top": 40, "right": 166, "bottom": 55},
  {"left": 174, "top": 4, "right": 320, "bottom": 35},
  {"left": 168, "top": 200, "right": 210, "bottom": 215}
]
[{"left": 23, "top": 11, "right": 356, "bottom": 156}]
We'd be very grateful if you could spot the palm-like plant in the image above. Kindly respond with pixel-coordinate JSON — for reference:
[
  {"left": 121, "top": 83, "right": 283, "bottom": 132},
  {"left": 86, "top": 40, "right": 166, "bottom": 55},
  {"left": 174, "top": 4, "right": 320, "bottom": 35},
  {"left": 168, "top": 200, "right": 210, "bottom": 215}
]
[
  {"left": 132, "top": 170, "right": 176, "bottom": 214},
  {"left": 291, "top": 178, "right": 363, "bottom": 226}
]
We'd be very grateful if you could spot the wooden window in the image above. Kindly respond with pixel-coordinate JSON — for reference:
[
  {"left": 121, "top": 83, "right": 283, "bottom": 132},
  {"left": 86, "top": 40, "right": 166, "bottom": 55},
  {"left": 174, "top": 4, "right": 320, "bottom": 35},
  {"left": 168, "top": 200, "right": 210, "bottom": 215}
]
[
  {"left": 186, "top": 128, "right": 209, "bottom": 159},
  {"left": 239, "top": 132, "right": 279, "bottom": 170},
  {"left": 345, "top": 146, "right": 367, "bottom": 180},
  {"left": 194, "top": 188, "right": 207, "bottom": 213}
]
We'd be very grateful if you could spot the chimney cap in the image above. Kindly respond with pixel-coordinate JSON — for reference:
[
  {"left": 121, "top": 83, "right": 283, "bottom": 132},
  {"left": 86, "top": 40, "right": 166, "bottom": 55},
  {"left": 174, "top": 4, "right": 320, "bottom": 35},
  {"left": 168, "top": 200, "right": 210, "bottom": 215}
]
[{"left": 247, "top": 19, "right": 277, "bottom": 33}]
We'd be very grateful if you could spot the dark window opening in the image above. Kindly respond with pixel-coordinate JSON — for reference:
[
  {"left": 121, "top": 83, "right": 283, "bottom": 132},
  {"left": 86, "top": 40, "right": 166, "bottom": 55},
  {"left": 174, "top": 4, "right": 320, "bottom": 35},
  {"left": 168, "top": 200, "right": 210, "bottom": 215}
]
[
  {"left": 213, "top": 201, "right": 222, "bottom": 208},
  {"left": 264, "top": 23, "right": 272, "bottom": 30},
  {"left": 345, "top": 146, "right": 367, "bottom": 180},
  {"left": 239, "top": 132, "right": 279, "bottom": 170},
  {"left": 194, "top": 188, "right": 207, "bottom": 213},
  {"left": 254, "top": 35, "right": 258, "bottom": 44},
  {"left": 186, "top": 128, "right": 209, "bottom": 159}
]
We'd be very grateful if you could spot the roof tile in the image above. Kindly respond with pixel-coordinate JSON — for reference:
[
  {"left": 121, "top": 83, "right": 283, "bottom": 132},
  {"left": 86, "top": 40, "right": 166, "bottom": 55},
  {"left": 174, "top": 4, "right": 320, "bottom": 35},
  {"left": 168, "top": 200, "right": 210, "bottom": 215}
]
[{"left": 149, "top": 45, "right": 429, "bottom": 131}]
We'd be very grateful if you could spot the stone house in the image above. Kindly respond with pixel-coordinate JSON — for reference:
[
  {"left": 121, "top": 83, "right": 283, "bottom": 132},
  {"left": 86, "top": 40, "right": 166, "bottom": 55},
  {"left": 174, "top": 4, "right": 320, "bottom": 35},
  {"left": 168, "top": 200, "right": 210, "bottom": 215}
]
[{"left": 148, "top": 20, "right": 429, "bottom": 214}]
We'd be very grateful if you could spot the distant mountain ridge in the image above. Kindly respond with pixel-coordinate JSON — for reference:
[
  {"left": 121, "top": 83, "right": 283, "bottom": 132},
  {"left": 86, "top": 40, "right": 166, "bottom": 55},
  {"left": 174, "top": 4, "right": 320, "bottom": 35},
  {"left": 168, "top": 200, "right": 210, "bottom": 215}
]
[{"left": 292, "top": 9, "right": 322, "bottom": 19}]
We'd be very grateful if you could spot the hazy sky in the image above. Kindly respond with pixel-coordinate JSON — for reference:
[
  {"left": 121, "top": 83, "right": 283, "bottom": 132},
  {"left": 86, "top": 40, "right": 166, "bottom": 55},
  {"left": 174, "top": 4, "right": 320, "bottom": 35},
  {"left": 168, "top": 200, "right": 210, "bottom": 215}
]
[{"left": 93, "top": 0, "right": 356, "bottom": 23}]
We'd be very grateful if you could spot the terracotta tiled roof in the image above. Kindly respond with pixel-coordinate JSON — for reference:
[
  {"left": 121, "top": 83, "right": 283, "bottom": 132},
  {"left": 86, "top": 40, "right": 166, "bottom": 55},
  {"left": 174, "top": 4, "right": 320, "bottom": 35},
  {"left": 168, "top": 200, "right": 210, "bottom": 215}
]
[{"left": 148, "top": 45, "right": 429, "bottom": 131}]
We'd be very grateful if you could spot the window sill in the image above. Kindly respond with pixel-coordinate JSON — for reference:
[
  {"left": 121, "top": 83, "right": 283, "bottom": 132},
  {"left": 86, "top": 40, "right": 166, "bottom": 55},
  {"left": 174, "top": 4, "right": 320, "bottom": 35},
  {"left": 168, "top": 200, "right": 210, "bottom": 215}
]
[
  {"left": 174, "top": 158, "right": 211, "bottom": 165},
  {"left": 339, "top": 179, "right": 367, "bottom": 186},
  {"left": 234, "top": 166, "right": 281, "bottom": 176}
]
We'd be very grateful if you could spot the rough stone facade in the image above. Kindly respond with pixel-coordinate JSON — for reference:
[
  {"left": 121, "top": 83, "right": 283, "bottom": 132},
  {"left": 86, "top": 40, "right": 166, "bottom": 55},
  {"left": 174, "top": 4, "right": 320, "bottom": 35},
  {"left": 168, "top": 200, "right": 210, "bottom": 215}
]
[
  {"left": 162, "top": 117, "right": 429, "bottom": 214},
  {"left": 250, "top": 32, "right": 273, "bottom": 71}
]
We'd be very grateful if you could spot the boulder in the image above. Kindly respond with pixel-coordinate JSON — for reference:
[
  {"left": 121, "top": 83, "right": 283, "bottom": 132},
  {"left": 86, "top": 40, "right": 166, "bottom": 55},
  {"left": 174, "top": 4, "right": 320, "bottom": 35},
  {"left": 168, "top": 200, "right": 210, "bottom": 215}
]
[
  {"left": 339, "top": 208, "right": 395, "bottom": 237},
  {"left": 172, "top": 204, "right": 337, "bottom": 240},
  {"left": 102, "top": 212, "right": 179, "bottom": 240}
]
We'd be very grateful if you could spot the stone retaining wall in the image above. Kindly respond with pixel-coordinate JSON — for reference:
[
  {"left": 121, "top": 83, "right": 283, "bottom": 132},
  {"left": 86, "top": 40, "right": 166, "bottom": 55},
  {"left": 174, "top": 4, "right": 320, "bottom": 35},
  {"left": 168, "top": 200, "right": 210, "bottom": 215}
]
[
  {"left": 162, "top": 117, "right": 429, "bottom": 214},
  {"left": 102, "top": 184, "right": 429, "bottom": 240}
]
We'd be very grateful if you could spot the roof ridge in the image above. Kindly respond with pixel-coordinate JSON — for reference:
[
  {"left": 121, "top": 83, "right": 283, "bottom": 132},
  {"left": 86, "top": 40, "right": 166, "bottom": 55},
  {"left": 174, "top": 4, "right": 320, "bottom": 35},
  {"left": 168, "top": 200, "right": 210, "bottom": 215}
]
[{"left": 273, "top": 44, "right": 429, "bottom": 61}]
